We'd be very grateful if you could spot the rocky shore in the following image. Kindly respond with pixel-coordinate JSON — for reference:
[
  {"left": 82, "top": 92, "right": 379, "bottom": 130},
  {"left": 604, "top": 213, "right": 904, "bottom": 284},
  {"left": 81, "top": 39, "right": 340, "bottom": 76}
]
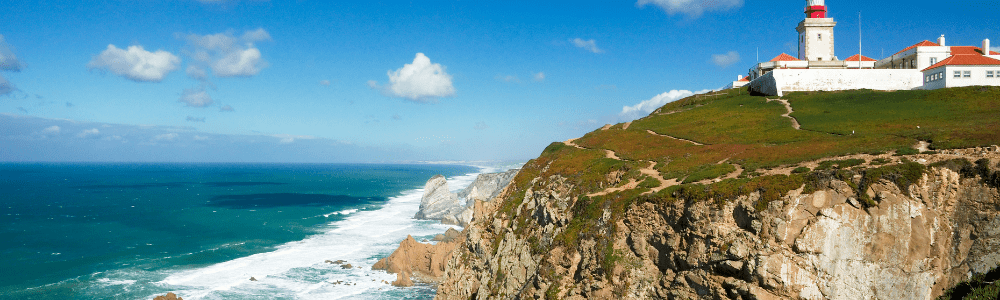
[{"left": 376, "top": 168, "right": 520, "bottom": 287}]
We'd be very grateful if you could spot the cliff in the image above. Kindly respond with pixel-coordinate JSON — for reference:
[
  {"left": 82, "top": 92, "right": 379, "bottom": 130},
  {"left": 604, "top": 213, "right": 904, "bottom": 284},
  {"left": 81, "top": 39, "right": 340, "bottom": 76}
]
[
  {"left": 372, "top": 229, "right": 465, "bottom": 286},
  {"left": 415, "top": 169, "right": 520, "bottom": 226},
  {"left": 415, "top": 175, "right": 462, "bottom": 221},
  {"left": 433, "top": 87, "right": 1000, "bottom": 299}
]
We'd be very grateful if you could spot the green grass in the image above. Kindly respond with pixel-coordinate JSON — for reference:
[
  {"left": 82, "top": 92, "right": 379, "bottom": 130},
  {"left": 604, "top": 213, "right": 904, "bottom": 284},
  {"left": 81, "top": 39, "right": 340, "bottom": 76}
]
[
  {"left": 792, "top": 167, "right": 811, "bottom": 174},
  {"left": 494, "top": 87, "right": 1000, "bottom": 297},
  {"left": 683, "top": 163, "right": 737, "bottom": 184},
  {"left": 785, "top": 88, "right": 1000, "bottom": 149}
]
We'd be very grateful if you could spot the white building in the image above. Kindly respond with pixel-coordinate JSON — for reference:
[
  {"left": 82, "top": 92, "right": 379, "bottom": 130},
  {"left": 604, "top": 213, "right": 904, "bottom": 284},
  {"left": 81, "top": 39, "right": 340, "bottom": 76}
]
[
  {"left": 741, "top": 0, "right": 1000, "bottom": 95},
  {"left": 922, "top": 50, "right": 1000, "bottom": 90}
]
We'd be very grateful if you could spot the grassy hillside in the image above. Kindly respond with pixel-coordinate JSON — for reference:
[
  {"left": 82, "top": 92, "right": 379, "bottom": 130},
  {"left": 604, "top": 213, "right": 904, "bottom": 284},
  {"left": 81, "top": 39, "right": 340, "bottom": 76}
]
[{"left": 497, "top": 86, "right": 1000, "bottom": 253}]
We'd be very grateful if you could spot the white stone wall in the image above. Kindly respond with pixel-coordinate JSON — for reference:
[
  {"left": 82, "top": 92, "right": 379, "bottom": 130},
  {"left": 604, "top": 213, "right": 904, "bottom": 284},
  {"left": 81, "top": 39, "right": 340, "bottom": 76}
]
[
  {"left": 923, "top": 65, "right": 1000, "bottom": 90},
  {"left": 748, "top": 69, "right": 924, "bottom": 96}
]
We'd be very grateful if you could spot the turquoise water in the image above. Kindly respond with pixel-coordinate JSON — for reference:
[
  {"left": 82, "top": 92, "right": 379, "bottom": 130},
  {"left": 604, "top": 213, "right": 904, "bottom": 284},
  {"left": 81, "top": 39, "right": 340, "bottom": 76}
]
[{"left": 0, "top": 163, "right": 480, "bottom": 299}]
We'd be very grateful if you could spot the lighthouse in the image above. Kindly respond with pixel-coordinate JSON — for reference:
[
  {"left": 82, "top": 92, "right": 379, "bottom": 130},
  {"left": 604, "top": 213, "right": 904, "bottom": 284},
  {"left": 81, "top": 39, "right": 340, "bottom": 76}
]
[{"left": 797, "top": 0, "right": 837, "bottom": 61}]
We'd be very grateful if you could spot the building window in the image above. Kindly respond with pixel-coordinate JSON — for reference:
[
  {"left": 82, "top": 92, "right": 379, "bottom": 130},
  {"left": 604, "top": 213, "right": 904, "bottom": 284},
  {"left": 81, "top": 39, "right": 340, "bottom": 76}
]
[
  {"left": 931, "top": 57, "right": 938, "bottom": 65},
  {"left": 988, "top": 71, "right": 995, "bottom": 78},
  {"left": 818, "top": 34, "right": 822, "bottom": 41},
  {"left": 964, "top": 71, "right": 972, "bottom": 78},
  {"left": 955, "top": 71, "right": 962, "bottom": 78}
]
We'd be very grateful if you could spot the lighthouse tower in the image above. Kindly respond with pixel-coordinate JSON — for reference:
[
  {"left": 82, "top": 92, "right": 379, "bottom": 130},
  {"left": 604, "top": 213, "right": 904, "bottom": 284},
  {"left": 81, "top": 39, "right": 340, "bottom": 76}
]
[{"left": 796, "top": 0, "right": 837, "bottom": 61}]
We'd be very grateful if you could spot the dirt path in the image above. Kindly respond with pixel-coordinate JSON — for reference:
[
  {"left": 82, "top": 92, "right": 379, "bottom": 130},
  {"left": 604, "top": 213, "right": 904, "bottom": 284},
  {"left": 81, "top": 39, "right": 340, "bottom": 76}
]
[
  {"left": 605, "top": 150, "right": 620, "bottom": 160},
  {"left": 563, "top": 138, "right": 585, "bottom": 149},
  {"left": 639, "top": 161, "right": 674, "bottom": 194},
  {"left": 623, "top": 122, "right": 632, "bottom": 130},
  {"left": 646, "top": 130, "right": 705, "bottom": 146},
  {"left": 767, "top": 98, "right": 801, "bottom": 130}
]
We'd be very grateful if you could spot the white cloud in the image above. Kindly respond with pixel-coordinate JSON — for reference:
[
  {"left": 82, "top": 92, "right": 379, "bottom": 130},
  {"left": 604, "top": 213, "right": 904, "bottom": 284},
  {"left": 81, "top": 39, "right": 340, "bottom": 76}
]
[
  {"left": 87, "top": 45, "right": 181, "bottom": 82},
  {"left": 319, "top": 80, "right": 330, "bottom": 86},
  {"left": 992, "top": 46, "right": 1000, "bottom": 53},
  {"left": 571, "top": 38, "right": 603, "bottom": 54},
  {"left": 712, "top": 51, "right": 740, "bottom": 67},
  {"left": 620, "top": 89, "right": 713, "bottom": 120},
  {"left": 219, "top": 104, "right": 235, "bottom": 112},
  {"left": 193, "top": 135, "right": 209, "bottom": 141},
  {"left": 186, "top": 116, "right": 206, "bottom": 122},
  {"left": 384, "top": 53, "right": 455, "bottom": 102},
  {"left": 153, "top": 133, "right": 179, "bottom": 141},
  {"left": 181, "top": 28, "right": 270, "bottom": 77},
  {"left": 637, "top": 0, "right": 744, "bottom": 17},
  {"left": 77, "top": 128, "right": 100, "bottom": 138},
  {"left": 241, "top": 28, "right": 272, "bottom": 43},
  {"left": 272, "top": 134, "right": 315, "bottom": 144},
  {"left": 179, "top": 87, "right": 214, "bottom": 107},
  {"left": 186, "top": 65, "right": 208, "bottom": 80},
  {"left": 42, "top": 125, "right": 61, "bottom": 134},
  {"left": 533, "top": 72, "right": 545, "bottom": 82},
  {"left": 0, "top": 75, "right": 14, "bottom": 95},
  {"left": 0, "top": 34, "right": 23, "bottom": 72}
]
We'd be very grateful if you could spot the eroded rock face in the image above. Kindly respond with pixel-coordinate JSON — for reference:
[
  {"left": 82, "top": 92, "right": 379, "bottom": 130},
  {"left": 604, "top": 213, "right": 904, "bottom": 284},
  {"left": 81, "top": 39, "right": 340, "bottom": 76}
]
[
  {"left": 415, "top": 175, "right": 462, "bottom": 221},
  {"left": 436, "top": 164, "right": 1000, "bottom": 300},
  {"left": 372, "top": 234, "right": 465, "bottom": 286},
  {"left": 459, "top": 169, "right": 520, "bottom": 203}
]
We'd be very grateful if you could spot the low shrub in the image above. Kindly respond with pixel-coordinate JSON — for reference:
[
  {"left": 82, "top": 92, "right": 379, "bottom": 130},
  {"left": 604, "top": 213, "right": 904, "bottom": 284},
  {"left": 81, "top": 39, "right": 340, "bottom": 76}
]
[
  {"left": 683, "top": 163, "right": 737, "bottom": 184},
  {"left": 792, "top": 166, "right": 811, "bottom": 174},
  {"left": 815, "top": 159, "right": 866, "bottom": 170},
  {"left": 895, "top": 147, "right": 920, "bottom": 156}
]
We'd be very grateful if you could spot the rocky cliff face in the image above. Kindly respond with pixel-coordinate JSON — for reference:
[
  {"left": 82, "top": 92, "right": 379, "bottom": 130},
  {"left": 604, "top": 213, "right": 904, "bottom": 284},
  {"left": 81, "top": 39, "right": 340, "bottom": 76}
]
[
  {"left": 415, "top": 175, "right": 462, "bottom": 221},
  {"left": 415, "top": 170, "right": 520, "bottom": 226},
  {"left": 372, "top": 228, "right": 465, "bottom": 287},
  {"left": 460, "top": 169, "right": 520, "bottom": 202},
  {"left": 436, "top": 154, "right": 1000, "bottom": 300}
]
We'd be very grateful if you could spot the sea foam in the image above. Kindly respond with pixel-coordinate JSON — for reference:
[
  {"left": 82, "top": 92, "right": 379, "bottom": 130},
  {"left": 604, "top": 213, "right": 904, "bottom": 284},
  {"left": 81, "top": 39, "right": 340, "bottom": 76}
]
[{"left": 157, "top": 168, "right": 488, "bottom": 299}]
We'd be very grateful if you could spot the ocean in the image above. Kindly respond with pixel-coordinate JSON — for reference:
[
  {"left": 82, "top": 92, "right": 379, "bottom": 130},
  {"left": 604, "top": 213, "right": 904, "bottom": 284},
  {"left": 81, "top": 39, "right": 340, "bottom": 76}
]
[{"left": 0, "top": 162, "right": 494, "bottom": 299}]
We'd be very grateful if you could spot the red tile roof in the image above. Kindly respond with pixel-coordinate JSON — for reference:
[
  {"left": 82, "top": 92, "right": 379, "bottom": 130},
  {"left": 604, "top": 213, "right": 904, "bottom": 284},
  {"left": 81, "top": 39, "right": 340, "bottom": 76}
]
[
  {"left": 844, "top": 54, "right": 877, "bottom": 62},
  {"left": 894, "top": 40, "right": 941, "bottom": 56},
  {"left": 922, "top": 55, "right": 1000, "bottom": 72},
  {"left": 738, "top": 76, "right": 749, "bottom": 82},
  {"left": 951, "top": 46, "right": 1000, "bottom": 56},
  {"left": 770, "top": 53, "right": 800, "bottom": 62}
]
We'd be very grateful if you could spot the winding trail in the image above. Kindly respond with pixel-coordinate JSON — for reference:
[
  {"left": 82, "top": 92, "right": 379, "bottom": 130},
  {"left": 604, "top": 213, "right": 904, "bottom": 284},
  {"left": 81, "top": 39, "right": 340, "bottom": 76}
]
[
  {"left": 563, "top": 138, "right": 585, "bottom": 149},
  {"left": 639, "top": 161, "right": 675, "bottom": 195},
  {"left": 767, "top": 98, "right": 801, "bottom": 130},
  {"left": 646, "top": 130, "right": 705, "bottom": 146}
]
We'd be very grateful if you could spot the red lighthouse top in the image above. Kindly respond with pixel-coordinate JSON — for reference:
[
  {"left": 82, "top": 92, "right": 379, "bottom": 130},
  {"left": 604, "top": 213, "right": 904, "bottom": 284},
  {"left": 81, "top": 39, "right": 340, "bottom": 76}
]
[{"left": 806, "top": 0, "right": 827, "bottom": 18}]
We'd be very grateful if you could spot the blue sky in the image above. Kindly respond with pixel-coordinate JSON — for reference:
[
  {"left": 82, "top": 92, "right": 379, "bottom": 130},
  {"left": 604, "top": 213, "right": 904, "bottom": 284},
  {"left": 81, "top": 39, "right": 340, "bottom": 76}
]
[{"left": 1, "top": 0, "right": 997, "bottom": 162}]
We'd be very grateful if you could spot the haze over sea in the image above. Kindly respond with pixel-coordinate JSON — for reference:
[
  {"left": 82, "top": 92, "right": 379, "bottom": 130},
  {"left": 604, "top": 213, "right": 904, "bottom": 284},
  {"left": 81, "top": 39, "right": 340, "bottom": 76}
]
[{"left": 0, "top": 162, "right": 502, "bottom": 299}]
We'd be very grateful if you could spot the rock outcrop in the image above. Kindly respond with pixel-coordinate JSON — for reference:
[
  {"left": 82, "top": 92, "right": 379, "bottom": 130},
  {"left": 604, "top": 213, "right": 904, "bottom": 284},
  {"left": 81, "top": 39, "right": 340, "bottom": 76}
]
[
  {"left": 415, "top": 170, "right": 520, "bottom": 227},
  {"left": 414, "top": 175, "right": 462, "bottom": 221},
  {"left": 372, "top": 233, "right": 466, "bottom": 286},
  {"left": 436, "top": 157, "right": 1000, "bottom": 299},
  {"left": 152, "top": 292, "right": 183, "bottom": 300},
  {"left": 459, "top": 169, "right": 520, "bottom": 203}
]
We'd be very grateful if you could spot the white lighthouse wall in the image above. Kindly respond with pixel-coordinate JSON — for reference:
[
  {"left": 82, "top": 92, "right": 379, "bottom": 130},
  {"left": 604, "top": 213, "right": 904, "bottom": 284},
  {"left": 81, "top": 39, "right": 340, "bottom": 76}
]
[{"left": 748, "top": 69, "right": 923, "bottom": 96}]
